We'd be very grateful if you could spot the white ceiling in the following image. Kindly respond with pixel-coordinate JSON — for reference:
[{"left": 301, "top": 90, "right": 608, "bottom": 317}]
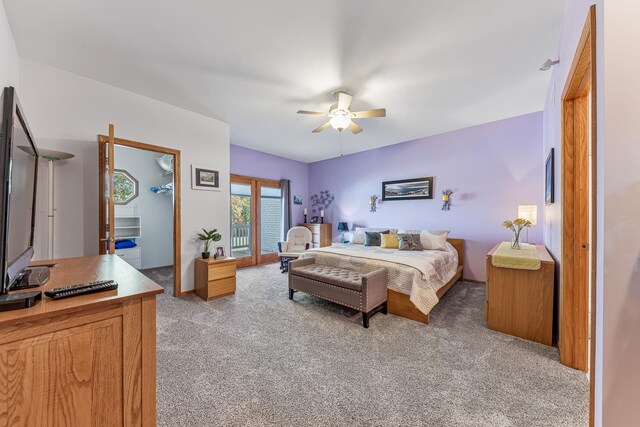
[{"left": 4, "top": 0, "right": 565, "bottom": 163}]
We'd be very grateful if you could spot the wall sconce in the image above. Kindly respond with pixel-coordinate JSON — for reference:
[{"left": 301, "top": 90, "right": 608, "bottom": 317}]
[
  {"left": 442, "top": 189, "right": 453, "bottom": 211},
  {"left": 369, "top": 195, "right": 378, "bottom": 213}
]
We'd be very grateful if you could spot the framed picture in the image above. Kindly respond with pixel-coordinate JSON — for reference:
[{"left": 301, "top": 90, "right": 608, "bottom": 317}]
[
  {"left": 545, "top": 148, "right": 555, "bottom": 205},
  {"left": 310, "top": 216, "right": 319, "bottom": 224},
  {"left": 382, "top": 177, "right": 434, "bottom": 201},
  {"left": 214, "top": 245, "right": 225, "bottom": 259},
  {"left": 293, "top": 195, "right": 303, "bottom": 205},
  {"left": 191, "top": 165, "right": 220, "bottom": 191}
]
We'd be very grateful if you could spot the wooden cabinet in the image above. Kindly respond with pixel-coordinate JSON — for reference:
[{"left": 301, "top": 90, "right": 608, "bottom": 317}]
[
  {"left": 195, "top": 257, "right": 237, "bottom": 301},
  {"left": 485, "top": 243, "right": 555, "bottom": 345},
  {"left": 0, "top": 255, "right": 163, "bottom": 426},
  {"left": 299, "top": 223, "right": 332, "bottom": 248}
]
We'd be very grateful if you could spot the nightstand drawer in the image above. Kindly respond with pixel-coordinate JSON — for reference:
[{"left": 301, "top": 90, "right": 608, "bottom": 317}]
[
  {"left": 208, "top": 263, "right": 236, "bottom": 280},
  {"left": 208, "top": 276, "right": 236, "bottom": 296}
]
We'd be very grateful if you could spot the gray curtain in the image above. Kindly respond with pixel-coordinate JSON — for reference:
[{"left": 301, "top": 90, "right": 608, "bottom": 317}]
[{"left": 281, "top": 179, "right": 292, "bottom": 240}]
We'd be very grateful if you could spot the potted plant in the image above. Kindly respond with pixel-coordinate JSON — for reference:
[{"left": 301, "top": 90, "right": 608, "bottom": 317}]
[
  {"left": 197, "top": 228, "right": 221, "bottom": 259},
  {"left": 502, "top": 219, "right": 532, "bottom": 250}
]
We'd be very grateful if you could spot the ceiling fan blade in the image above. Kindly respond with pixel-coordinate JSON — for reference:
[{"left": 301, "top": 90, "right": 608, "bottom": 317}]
[
  {"left": 312, "top": 121, "right": 332, "bottom": 133},
  {"left": 351, "top": 108, "right": 386, "bottom": 119},
  {"left": 337, "top": 92, "right": 353, "bottom": 111},
  {"left": 297, "top": 110, "right": 328, "bottom": 116},
  {"left": 348, "top": 121, "right": 363, "bottom": 135}
]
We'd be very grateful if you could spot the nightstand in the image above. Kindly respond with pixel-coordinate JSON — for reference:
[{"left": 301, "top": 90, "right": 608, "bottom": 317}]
[
  {"left": 485, "top": 243, "right": 554, "bottom": 345},
  {"left": 194, "top": 257, "right": 237, "bottom": 301}
]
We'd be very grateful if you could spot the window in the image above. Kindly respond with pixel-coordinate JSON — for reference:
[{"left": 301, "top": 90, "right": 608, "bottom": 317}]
[{"left": 113, "top": 169, "right": 139, "bottom": 205}]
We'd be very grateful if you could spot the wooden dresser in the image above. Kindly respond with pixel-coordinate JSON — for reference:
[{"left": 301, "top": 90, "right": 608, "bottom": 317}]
[
  {"left": 485, "top": 243, "right": 555, "bottom": 345},
  {"left": 194, "top": 257, "right": 237, "bottom": 301},
  {"left": 299, "top": 223, "right": 332, "bottom": 248},
  {"left": 0, "top": 255, "right": 163, "bottom": 426}
]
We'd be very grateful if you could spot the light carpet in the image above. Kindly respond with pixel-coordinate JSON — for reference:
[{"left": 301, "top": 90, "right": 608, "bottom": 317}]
[{"left": 141, "top": 264, "right": 588, "bottom": 427}]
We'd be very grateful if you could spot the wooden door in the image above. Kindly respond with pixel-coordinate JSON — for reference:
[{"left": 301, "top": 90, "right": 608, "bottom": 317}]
[{"left": 98, "top": 124, "right": 116, "bottom": 255}]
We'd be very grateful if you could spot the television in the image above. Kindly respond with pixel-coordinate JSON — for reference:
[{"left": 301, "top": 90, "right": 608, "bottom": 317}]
[{"left": 0, "top": 87, "right": 39, "bottom": 296}]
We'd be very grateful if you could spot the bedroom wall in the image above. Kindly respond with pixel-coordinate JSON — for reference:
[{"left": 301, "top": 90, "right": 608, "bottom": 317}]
[
  {"left": 230, "top": 144, "right": 309, "bottom": 226},
  {"left": 308, "top": 112, "right": 544, "bottom": 282},
  {"left": 0, "top": 1, "right": 19, "bottom": 88},
  {"left": 18, "top": 58, "right": 230, "bottom": 293},
  {"left": 542, "top": 0, "right": 606, "bottom": 424}
]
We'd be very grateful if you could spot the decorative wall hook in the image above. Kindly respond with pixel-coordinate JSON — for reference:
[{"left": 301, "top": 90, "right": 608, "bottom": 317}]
[{"left": 442, "top": 189, "right": 453, "bottom": 211}]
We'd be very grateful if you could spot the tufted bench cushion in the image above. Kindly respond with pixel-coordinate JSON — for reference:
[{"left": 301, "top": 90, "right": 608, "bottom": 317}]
[
  {"left": 291, "top": 264, "right": 364, "bottom": 291},
  {"left": 288, "top": 258, "right": 388, "bottom": 328}
]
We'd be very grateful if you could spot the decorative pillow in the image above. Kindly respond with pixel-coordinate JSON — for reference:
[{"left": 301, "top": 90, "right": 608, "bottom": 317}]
[
  {"left": 398, "top": 233, "right": 423, "bottom": 251},
  {"left": 364, "top": 230, "right": 389, "bottom": 246},
  {"left": 351, "top": 227, "right": 398, "bottom": 244},
  {"left": 115, "top": 239, "right": 137, "bottom": 249},
  {"left": 380, "top": 234, "right": 399, "bottom": 249},
  {"left": 419, "top": 230, "right": 450, "bottom": 251}
]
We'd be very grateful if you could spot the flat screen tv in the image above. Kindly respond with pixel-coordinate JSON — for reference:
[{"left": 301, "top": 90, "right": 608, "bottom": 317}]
[{"left": 0, "top": 87, "right": 39, "bottom": 295}]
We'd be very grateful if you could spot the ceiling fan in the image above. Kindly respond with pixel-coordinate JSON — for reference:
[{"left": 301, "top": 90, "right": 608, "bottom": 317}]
[{"left": 297, "top": 91, "right": 386, "bottom": 134}]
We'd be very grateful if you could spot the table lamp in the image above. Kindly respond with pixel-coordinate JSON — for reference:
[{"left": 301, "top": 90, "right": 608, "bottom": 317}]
[
  {"left": 517, "top": 205, "right": 538, "bottom": 243},
  {"left": 337, "top": 222, "right": 349, "bottom": 243}
]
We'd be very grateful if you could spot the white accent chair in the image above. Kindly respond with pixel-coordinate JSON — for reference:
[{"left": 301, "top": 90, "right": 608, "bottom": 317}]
[{"left": 278, "top": 226, "right": 312, "bottom": 273}]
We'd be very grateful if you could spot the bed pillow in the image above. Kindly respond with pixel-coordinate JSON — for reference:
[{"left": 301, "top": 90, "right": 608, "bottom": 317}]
[
  {"left": 419, "top": 230, "right": 450, "bottom": 251},
  {"left": 115, "top": 239, "right": 137, "bottom": 249},
  {"left": 351, "top": 227, "right": 398, "bottom": 244},
  {"left": 398, "top": 233, "right": 423, "bottom": 251},
  {"left": 380, "top": 234, "right": 399, "bottom": 249},
  {"left": 364, "top": 230, "right": 389, "bottom": 246}
]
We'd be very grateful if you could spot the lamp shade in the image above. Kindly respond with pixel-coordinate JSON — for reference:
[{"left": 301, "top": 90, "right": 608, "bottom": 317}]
[
  {"left": 518, "top": 205, "right": 538, "bottom": 225},
  {"left": 337, "top": 222, "right": 349, "bottom": 231}
]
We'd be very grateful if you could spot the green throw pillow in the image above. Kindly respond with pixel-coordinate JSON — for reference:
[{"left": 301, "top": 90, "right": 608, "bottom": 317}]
[{"left": 364, "top": 230, "right": 390, "bottom": 246}]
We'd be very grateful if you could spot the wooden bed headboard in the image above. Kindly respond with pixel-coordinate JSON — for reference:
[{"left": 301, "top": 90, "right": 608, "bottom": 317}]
[{"left": 447, "top": 238, "right": 464, "bottom": 267}]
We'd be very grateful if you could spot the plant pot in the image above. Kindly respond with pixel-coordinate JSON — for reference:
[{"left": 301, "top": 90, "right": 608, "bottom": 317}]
[{"left": 202, "top": 252, "right": 210, "bottom": 259}]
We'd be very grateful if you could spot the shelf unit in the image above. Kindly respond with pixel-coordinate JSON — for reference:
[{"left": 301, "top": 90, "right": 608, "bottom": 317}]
[{"left": 114, "top": 206, "right": 142, "bottom": 269}]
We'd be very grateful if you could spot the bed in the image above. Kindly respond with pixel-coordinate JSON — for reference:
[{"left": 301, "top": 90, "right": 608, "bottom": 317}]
[{"left": 298, "top": 238, "right": 464, "bottom": 324}]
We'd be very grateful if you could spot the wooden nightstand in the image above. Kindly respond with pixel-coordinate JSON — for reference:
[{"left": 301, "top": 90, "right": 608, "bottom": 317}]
[
  {"left": 194, "top": 257, "right": 237, "bottom": 301},
  {"left": 485, "top": 244, "right": 554, "bottom": 345}
]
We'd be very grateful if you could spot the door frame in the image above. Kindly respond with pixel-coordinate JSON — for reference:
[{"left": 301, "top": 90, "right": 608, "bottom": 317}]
[
  {"left": 98, "top": 134, "right": 183, "bottom": 297},
  {"left": 230, "top": 174, "right": 282, "bottom": 267},
  {"left": 560, "top": 5, "right": 596, "bottom": 425}
]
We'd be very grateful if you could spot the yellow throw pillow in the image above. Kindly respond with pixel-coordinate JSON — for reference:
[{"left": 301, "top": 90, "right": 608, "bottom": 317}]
[{"left": 380, "top": 233, "right": 399, "bottom": 249}]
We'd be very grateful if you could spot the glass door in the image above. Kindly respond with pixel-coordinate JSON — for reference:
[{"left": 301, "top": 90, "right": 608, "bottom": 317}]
[
  {"left": 230, "top": 175, "right": 282, "bottom": 267},
  {"left": 231, "top": 177, "right": 255, "bottom": 267},
  {"left": 258, "top": 183, "right": 282, "bottom": 264}
]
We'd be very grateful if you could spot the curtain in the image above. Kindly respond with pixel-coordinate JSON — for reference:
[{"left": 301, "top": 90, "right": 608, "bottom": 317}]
[{"left": 281, "top": 179, "right": 292, "bottom": 240}]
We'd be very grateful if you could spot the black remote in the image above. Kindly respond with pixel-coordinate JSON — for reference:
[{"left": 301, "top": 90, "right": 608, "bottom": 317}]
[{"left": 45, "top": 280, "right": 119, "bottom": 300}]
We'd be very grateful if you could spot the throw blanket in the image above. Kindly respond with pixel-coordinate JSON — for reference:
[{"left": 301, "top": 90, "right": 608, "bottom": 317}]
[
  {"left": 491, "top": 242, "right": 541, "bottom": 270},
  {"left": 299, "top": 243, "right": 458, "bottom": 316}
]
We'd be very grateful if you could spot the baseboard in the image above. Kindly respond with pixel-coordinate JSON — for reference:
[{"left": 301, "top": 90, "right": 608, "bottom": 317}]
[{"left": 463, "top": 278, "right": 486, "bottom": 285}]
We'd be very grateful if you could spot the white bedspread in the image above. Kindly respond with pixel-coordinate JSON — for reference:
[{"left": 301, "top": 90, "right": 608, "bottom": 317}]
[{"left": 299, "top": 243, "right": 459, "bottom": 315}]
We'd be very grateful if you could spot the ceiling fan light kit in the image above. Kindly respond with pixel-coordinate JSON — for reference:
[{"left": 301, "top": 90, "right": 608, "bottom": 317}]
[{"left": 297, "top": 90, "right": 386, "bottom": 134}]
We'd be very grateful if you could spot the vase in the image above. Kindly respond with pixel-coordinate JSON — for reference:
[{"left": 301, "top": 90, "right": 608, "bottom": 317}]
[
  {"left": 202, "top": 251, "right": 210, "bottom": 259},
  {"left": 511, "top": 235, "right": 521, "bottom": 250}
]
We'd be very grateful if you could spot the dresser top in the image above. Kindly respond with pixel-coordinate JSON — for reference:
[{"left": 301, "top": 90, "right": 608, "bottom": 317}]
[
  {"left": 487, "top": 243, "right": 554, "bottom": 264},
  {"left": 0, "top": 255, "right": 164, "bottom": 326}
]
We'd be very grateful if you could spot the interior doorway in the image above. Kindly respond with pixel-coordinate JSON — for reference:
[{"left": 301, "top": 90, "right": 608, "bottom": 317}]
[
  {"left": 98, "top": 127, "right": 182, "bottom": 297},
  {"left": 560, "top": 5, "right": 596, "bottom": 426},
  {"left": 230, "top": 174, "right": 282, "bottom": 268}
]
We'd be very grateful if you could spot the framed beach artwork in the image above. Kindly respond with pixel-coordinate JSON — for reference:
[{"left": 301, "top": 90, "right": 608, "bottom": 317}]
[
  {"left": 191, "top": 165, "right": 220, "bottom": 191},
  {"left": 545, "top": 148, "right": 554, "bottom": 205},
  {"left": 382, "top": 177, "right": 434, "bottom": 201}
]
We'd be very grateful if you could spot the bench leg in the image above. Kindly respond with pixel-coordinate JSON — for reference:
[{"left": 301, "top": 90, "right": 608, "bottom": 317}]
[
  {"left": 289, "top": 288, "right": 294, "bottom": 300},
  {"left": 362, "top": 311, "right": 370, "bottom": 328}
]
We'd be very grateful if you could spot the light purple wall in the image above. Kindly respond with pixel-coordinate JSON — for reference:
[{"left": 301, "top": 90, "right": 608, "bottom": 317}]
[
  {"left": 230, "top": 144, "right": 309, "bottom": 226},
  {"left": 308, "top": 112, "right": 544, "bottom": 281}
]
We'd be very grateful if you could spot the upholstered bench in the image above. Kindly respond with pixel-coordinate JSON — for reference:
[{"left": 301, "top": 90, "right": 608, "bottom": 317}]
[{"left": 288, "top": 258, "right": 387, "bottom": 328}]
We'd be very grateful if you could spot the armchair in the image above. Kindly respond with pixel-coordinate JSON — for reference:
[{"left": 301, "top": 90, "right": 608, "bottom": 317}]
[{"left": 277, "top": 226, "right": 312, "bottom": 273}]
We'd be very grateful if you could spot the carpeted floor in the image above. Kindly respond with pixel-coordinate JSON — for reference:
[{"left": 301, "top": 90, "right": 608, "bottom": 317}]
[{"left": 141, "top": 264, "right": 588, "bottom": 427}]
